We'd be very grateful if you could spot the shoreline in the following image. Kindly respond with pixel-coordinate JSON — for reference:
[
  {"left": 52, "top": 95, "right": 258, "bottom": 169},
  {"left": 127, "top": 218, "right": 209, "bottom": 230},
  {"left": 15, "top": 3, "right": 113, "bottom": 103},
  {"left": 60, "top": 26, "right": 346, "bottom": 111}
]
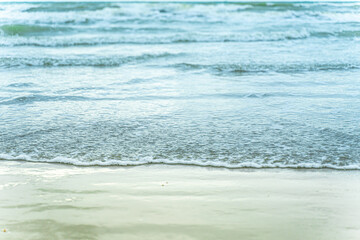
[
  {"left": 1, "top": 158, "right": 360, "bottom": 171},
  {"left": 1, "top": 161, "right": 360, "bottom": 240}
]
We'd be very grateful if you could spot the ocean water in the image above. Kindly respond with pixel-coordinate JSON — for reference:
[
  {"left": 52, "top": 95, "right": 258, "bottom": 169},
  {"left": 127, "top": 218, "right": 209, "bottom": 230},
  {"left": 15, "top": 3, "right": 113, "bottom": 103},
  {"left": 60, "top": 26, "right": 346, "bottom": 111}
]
[{"left": 0, "top": 1, "right": 360, "bottom": 169}]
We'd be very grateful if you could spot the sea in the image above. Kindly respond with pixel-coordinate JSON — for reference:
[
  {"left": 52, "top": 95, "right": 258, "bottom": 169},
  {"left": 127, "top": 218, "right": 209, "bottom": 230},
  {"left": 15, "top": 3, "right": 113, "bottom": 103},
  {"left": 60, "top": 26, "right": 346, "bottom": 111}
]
[{"left": 0, "top": 1, "right": 360, "bottom": 169}]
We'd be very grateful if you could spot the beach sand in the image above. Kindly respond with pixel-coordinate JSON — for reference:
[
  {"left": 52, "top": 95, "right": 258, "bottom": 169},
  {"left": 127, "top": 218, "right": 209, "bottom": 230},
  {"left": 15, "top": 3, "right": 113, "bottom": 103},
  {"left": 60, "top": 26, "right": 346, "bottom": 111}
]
[{"left": 0, "top": 161, "right": 360, "bottom": 240}]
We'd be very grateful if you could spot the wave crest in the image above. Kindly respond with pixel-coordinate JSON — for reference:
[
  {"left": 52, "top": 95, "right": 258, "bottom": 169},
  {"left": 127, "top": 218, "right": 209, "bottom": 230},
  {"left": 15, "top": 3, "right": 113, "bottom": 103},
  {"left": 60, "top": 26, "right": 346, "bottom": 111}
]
[
  {"left": 0, "top": 24, "right": 70, "bottom": 36},
  {"left": 171, "top": 62, "right": 360, "bottom": 74},
  {"left": 24, "top": 2, "right": 120, "bottom": 13},
  {"left": 1, "top": 154, "right": 359, "bottom": 170},
  {"left": 2, "top": 28, "right": 360, "bottom": 47},
  {"left": 0, "top": 53, "right": 180, "bottom": 68}
]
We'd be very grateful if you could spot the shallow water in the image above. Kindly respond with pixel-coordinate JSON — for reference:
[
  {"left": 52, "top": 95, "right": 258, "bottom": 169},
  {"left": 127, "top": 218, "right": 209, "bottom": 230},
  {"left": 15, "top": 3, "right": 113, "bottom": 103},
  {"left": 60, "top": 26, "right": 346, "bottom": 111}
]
[{"left": 1, "top": 2, "right": 360, "bottom": 169}]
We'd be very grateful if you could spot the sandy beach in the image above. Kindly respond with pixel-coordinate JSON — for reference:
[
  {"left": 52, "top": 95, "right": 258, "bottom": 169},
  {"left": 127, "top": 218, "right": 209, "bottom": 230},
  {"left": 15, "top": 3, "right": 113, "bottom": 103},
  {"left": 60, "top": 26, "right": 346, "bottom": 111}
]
[{"left": 0, "top": 161, "right": 359, "bottom": 240}]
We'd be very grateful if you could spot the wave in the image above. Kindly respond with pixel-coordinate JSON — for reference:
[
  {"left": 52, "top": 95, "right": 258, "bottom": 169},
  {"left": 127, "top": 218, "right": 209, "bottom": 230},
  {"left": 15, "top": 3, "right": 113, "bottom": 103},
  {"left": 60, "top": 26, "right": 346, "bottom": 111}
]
[
  {"left": 0, "top": 31, "right": 307, "bottom": 47},
  {"left": 24, "top": 2, "right": 120, "bottom": 13},
  {"left": 336, "top": 30, "right": 360, "bottom": 38},
  {"left": 3, "top": 92, "right": 359, "bottom": 106},
  {"left": 2, "top": 2, "right": 359, "bottom": 30},
  {"left": 2, "top": 8, "right": 358, "bottom": 29},
  {"left": 0, "top": 95, "right": 95, "bottom": 105},
  {"left": 0, "top": 31, "right": 313, "bottom": 47},
  {"left": 6, "top": 82, "right": 37, "bottom": 88},
  {"left": 0, "top": 24, "right": 71, "bottom": 36},
  {"left": 16, "top": 2, "right": 347, "bottom": 14},
  {"left": 0, "top": 53, "right": 180, "bottom": 68},
  {"left": 0, "top": 153, "right": 359, "bottom": 170},
  {"left": 0, "top": 24, "right": 184, "bottom": 37},
  {"left": 0, "top": 93, "right": 286, "bottom": 105},
  {"left": 171, "top": 62, "right": 360, "bottom": 74},
  {"left": 2, "top": 28, "right": 360, "bottom": 47}
]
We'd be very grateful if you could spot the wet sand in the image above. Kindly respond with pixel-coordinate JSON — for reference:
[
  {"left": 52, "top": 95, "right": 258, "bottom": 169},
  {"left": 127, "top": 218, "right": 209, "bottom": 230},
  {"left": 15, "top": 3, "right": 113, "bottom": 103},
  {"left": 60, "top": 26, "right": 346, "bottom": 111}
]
[{"left": 0, "top": 161, "right": 360, "bottom": 240}]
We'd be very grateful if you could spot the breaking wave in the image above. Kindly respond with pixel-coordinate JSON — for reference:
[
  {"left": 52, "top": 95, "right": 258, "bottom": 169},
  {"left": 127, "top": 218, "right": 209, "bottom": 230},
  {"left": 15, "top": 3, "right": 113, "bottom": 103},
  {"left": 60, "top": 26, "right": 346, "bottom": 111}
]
[
  {"left": 15, "top": 2, "right": 355, "bottom": 14},
  {"left": 0, "top": 24, "right": 71, "bottom": 36},
  {"left": 1, "top": 153, "right": 359, "bottom": 170},
  {"left": 0, "top": 53, "right": 180, "bottom": 68},
  {"left": 2, "top": 29, "right": 360, "bottom": 47},
  {"left": 171, "top": 62, "right": 360, "bottom": 74},
  {"left": 23, "top": 2, "right": 119, "bottom": 13}
]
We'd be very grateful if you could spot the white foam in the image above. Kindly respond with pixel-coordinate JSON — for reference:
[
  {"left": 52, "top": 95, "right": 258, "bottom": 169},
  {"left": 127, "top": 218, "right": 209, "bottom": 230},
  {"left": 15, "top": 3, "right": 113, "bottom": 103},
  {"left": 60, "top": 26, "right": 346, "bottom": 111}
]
[
  {"left": 0, "top": 29, "right": 314, "bottom": 47},
  {"left": 1, "top": 153, "right": 359, "bottom": 170}
]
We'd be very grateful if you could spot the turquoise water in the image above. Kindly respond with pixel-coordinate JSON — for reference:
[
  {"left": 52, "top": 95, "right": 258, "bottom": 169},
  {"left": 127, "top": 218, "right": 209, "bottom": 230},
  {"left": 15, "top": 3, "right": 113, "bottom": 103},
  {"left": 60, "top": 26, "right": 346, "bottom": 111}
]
[{"left": 0, "top": 2, "right": 360, "bottom": 169}]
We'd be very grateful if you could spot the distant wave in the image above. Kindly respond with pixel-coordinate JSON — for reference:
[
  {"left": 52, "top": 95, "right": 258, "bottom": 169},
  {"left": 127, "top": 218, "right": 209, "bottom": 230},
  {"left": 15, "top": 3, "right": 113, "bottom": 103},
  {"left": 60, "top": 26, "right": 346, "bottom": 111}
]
[
  {"left": 0, "top": 24, "right": 71, "bottom": 36},
  {"left": 0, "top": 24, "right": 184, "bottom": 37},
  {"left": 16, "top": 2, "right": 341, "bottom": 13},
  {"left": 0, "top": 95, "right": 96, "bottom": 105},
  {"left": 24, "top": 2, "right": 119, "bottom": 13},
  {"left": 1, "top": 153, "right": 359, "bottom": 170},
  {"left": 6, "top": 82, "right": 37, "bottom": 88},
  {"left": 171, "top": 62, "right": 360, "bottom": 74},
  {"left": 2, "top": 92, "right": 359, "bottom": 106},
  {"left": 1, "top": 2, "right": 359, "bottom": 30},
  {"left": 0, "top": 93, "right": 286, "bottom": 105},
  {"left": 2, "top": 29, "right": 360, "bottom": 47},
  {"left": 0, "top": 53, "right": 180, "bottom": 68},
  {"left": 0, "top": 31, "right": 311, "bottom": 47}
]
